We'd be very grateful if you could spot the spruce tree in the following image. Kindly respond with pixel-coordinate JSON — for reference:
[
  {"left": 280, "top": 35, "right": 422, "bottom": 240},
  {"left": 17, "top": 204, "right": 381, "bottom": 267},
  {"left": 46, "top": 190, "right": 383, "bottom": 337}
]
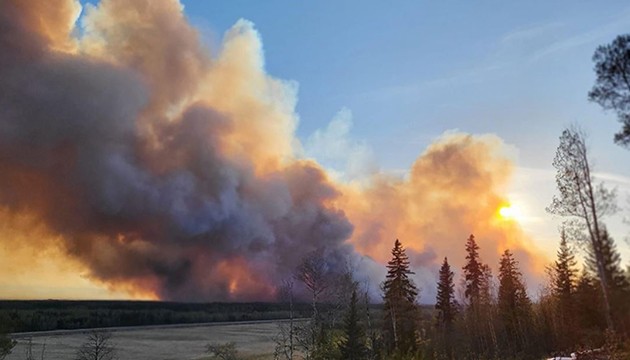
[
  {"left": 587, "top": 229, "right": 630, "bottom": 331},
  {"left": 340, "top": 289, "right": 367, "bottom": 360},
  {"left": 553, "top": 229, "right": 578, "bottom": 300},
  {"left": 498, "top": 249, "right": 531, "bottom": 352},
  {"left": 587, "top": 229, "right": 629, "bottom": 295},
  {"left": 463, "top": 234, "right": 483, "bottom": 308},
  {"left": 552, "top": 229, "right": 578, "bottom": 350},
  {"left": 382, "top": 239, "right": 419, "bottom": 355},
  {"left": 435, "top": 257, "right": 457, "bottom": 359},
  {"left": 574, "top": 268, "right": 606, "bottom": 342},
  {"left": 435, "top": 257, "right": 457, "bottom": 328},
  {"left": 461, "top": 235, "right": 497, "bottom": 357},
  {"left": 479, "top": 263, "right": 494, "bottom": 306}
]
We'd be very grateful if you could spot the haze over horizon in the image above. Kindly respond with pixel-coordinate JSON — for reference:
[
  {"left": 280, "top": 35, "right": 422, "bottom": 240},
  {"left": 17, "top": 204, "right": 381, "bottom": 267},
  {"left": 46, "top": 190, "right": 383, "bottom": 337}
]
[{"left": 0, "top": 0, "right": 629, "bottom": 302}]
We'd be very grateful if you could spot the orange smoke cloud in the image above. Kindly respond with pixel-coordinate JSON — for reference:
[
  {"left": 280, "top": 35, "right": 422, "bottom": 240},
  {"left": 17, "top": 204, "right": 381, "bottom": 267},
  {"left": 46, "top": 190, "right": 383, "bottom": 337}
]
[
  {"left": 0, "top": 0, "right": 546, "bottom": 302},
  {"left": 2, "top": 0, "right": 81, "bottom": 54},
  {"left": 338, "top": 133, "right": 546, "bottom": 294}
]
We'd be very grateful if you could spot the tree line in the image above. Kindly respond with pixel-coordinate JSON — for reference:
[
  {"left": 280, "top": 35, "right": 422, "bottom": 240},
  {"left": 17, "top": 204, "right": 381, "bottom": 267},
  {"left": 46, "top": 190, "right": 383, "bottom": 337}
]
[
  {"left": 0, "top": 301, "right": 314, "bottom": 333},
  {"left": 269, "top": 229, "right": 628, "bottom": 360}
]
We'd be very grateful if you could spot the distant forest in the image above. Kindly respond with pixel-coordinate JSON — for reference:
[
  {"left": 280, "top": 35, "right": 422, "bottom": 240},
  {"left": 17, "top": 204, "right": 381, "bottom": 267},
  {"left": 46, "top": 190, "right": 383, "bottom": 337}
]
[{"left": 0, "top": 301, "right": 317, "bottom": 332}]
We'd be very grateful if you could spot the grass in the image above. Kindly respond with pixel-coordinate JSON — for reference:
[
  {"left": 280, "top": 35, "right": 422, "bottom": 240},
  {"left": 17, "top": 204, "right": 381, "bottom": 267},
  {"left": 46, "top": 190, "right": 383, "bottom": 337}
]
[{"left": 6, "top": 322, "right": 283, "bottom": 360}]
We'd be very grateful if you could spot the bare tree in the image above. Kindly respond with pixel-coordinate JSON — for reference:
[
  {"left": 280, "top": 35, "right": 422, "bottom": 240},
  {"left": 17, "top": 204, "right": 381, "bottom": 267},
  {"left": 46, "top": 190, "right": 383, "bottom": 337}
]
[
  {"left": 0, "top": 318, "right": 15, "bottom": 360},
  {"left": 362, "top": 280, "right": 379, "bottom": 360},
  {"left": 23, "top": 337, "right": 46, "bottom": 360},
  {"left": 274, "top": 279, "right": 295, "bottom": 360},
  {"left": 0, "top": 338, "right": 14, "bottom": 360},
  {"left": 294, "top": 252, "right": 329, "bottom": 322},
  {"left": 75, "top": 331, "right": 117, "bottom": 360},
  {"left": 25, "top": 338, "right": 34, "bottom": 360},
  {"left": 206, "top": 342, "right": 238, "bottom": 360},
  {"left": 547, "top": 126, "right": 618, "bottom": 330},
  {"left": 293, "top": 252, "right": 331, "bottom": 359}
]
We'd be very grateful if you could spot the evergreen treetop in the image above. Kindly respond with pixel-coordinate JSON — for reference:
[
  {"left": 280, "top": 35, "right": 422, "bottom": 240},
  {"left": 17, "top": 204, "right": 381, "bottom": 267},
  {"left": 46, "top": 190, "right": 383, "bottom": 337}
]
[
  {"left": 339, "top": 289, "right": 367, "bottom": 360},
  {"left": 587, "top": 228, "right": 629, "bottom": 293},
  {"left": 435, "top": 257, "right": 457, "bottom": 328},
  {"left": 383, "top": 239, "right": 418, "bottom": 303},
  {"left": 553, "top": 229, "right": 578, "bottom": 300},
  {"left": 382, "top": 239, "right": 420, "bottom": 355},
  {"left": 498, "top": 249, "right": 530, "bottom": 317},
  {"left": 463, "top": 234, "right": 483, "bottom": 306}
]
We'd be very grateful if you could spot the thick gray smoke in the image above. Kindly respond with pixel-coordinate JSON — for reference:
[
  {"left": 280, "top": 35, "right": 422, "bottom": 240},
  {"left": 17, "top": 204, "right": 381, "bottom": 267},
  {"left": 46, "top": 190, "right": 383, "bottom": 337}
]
[
  {"left": 0, "top": 0, "right": 358, "bottom": 301},
  {"left": 0, "top": 0, "right": 545, "bottom": 302}
]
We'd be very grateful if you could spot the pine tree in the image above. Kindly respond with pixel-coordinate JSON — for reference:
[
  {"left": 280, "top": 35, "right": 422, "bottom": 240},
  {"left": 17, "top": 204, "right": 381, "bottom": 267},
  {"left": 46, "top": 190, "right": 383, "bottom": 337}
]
[
  {"left": 551, "top": 229, "right": 578, "bottom": 350},
  {"left": 574, "top": 268, "right": 605, "bottom": 343},
  {"left": 435, "top": 257, "right": 457, "bottom": 329},
  {"left": 479, "top": 263, "right": 494, "bottom": 306},
  {"left": 340, "top": 289, "right": 367, "bottom": 360},
  {"left": 461, "top": 235, "right": 497, "bottom": 357},
  {"left": 434, "top": 257, "right": 458, "bottom": 359},
  {"left": 498, "top": 249, "right": 531, "bottom": 353},
  {"left": 382, "top": 239, "right": 419, "bottom": 355},
  {"left": 547, "top": 126, "right": 618, "bottom": 330},
  {"left": 553, "top": 229, "right": 578, "bottom": 300},
  {"left": 586, "top": 229, "right": 630, "bottom": 331},
  {"left": 587, "top": 229, "right": 629, "bottom": 295},
  {"left": 463, "top": 234, "right": 483, "bottom": 308}
]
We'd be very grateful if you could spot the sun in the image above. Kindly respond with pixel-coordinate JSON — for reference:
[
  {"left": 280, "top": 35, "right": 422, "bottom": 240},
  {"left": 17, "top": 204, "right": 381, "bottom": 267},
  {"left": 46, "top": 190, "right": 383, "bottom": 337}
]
[{"left": 498, "top": 204, "right": 522, "bottom": 221}]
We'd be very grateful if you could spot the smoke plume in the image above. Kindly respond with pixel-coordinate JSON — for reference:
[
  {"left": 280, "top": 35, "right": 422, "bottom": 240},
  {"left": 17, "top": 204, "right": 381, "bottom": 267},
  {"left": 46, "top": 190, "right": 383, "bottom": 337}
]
[
  {"left": 337, "top": 133, "right": 545, "bottom": 296},
  {"left": 0, "top": 0, "right": 545, "bottom": 301}
]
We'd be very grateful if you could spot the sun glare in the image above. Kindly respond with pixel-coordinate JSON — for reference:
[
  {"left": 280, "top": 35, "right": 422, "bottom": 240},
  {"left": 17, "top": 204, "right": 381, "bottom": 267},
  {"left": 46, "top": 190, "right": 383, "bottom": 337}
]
[{"left": 498, "top": 204, "right": 521, "bottom": 221}]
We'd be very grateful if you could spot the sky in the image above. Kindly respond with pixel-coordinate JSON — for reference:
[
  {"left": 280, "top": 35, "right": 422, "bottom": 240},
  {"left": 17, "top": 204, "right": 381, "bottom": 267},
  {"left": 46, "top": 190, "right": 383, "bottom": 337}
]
[
  {"left": 1, "top": 0, "right": 629, "bottom": 301},
  {"left": 181, "top": 1, "right": 630, "bottom": 257}
]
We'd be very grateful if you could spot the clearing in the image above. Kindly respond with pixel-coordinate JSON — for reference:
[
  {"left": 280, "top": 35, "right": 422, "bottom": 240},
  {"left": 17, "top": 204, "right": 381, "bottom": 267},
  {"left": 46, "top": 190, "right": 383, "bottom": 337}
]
[{"left": 7, "top": 320, "right": 288, "bottom": 360}]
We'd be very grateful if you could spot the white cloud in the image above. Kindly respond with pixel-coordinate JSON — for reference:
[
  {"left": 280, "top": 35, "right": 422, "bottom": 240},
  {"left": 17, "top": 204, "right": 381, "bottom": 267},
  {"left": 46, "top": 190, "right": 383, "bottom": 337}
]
[{"left": 304, "top": 108, "right": 378, "bottom": 182}]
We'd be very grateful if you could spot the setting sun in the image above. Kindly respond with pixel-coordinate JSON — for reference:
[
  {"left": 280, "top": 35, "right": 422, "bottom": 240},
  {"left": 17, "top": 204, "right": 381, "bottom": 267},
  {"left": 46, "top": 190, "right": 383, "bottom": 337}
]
[{"left": 498, "top": 204, "right": 522, "bottom": 221}]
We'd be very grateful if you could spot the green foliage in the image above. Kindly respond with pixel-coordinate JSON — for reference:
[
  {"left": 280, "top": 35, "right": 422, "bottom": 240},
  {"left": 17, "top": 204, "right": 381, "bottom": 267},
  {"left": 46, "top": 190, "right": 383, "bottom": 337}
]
[
  {"left": 0, "top": 301, "right": 313, "bottom": 332},
  {"left": 435, "top": 257, "right": 457, "bottom": 329},
  {"left": 382, "top": 239, "right": 420, "bottom": 355},
  {"left": 311, "top": 329, "right": 342, "bottom": 360},
  {"left": 459, "top": 235, "right": 499, "bottom": 358},
  {"left": 586, "top": 229, "right": 630, "bottom": 333},
  {"left": 574, "top": 268, "right": 607, "bottom": 345},
  {"left": 497, "top": 249, "right": 532, "bottom": 355},
  {"left": 589, "top": 34, "right": 630, "bottom": 146},
  {"left": 462, "top": 235, "right": 482, "bottom": 308},
  {"left": 550, "top": 230, "right": 578, "bottom": 351},
  {"left": 547, "top": 126, "right": 618, "bottom": 331},
  {"left": 553, "top": 229, "right": 578, "bottom": 301},
  {"left": 339, "top": 289, "right": 368, "bottom": 360},
  {"left": 433, "top": 257, "right": 457, "bottom": 359},
  {"left": 587, "top": 229, "right": 630, "bottom": 295}
]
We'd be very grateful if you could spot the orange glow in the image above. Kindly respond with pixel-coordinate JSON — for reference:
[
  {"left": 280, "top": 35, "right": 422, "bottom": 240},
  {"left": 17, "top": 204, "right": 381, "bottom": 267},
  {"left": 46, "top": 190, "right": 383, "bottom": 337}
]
[
  {"left": 337, "top": 133, "right": 548, "bottom": 288},
  {"left": 214, "top": 258, "right": 276, "bottom": 300},
  {"left": 498, "top": 204, "right": 522, "bottom": 221},
  {"left": 9, "top": 0, "right": 81, "bottom": 53}
]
